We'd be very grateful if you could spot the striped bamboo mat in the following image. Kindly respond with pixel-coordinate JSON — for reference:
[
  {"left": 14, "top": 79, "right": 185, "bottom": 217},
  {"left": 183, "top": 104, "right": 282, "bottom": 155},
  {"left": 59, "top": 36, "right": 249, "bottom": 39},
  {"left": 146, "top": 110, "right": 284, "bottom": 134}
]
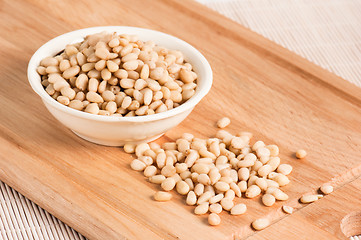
[{"left": 1, "top": 0, "right": 361, "bottom": 239}]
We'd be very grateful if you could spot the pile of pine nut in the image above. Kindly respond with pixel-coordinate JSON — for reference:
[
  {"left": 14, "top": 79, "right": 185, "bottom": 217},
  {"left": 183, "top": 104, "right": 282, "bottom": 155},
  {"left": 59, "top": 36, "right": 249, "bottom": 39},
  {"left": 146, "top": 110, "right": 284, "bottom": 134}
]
[
  {"left": 37, "top": 32, "right": 197, "bottom": 116},
  {"left": 127, "top": 120, "right": 295, "bottom": 227}
]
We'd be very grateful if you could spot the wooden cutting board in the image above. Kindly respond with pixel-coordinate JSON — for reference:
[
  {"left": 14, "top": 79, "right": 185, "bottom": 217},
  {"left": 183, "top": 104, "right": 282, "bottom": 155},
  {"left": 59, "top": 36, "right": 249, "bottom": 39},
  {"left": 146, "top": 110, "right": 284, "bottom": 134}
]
[{"left": 1, "top": 0, "right": 361, "bottom": 239}]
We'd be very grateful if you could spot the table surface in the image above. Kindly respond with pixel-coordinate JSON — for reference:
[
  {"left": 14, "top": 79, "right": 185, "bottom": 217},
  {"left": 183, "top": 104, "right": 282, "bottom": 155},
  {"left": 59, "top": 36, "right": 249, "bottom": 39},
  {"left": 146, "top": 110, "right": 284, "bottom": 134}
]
[{"left": 1, "top": 0, "right": 361, "bottom": 239}]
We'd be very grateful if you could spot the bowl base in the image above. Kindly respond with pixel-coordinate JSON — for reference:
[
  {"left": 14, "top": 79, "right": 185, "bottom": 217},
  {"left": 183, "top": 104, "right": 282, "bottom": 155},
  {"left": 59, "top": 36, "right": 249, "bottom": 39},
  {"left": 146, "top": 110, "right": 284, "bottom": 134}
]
[{"left": 71, "top": 131, "right": 164, "bottom": 147}]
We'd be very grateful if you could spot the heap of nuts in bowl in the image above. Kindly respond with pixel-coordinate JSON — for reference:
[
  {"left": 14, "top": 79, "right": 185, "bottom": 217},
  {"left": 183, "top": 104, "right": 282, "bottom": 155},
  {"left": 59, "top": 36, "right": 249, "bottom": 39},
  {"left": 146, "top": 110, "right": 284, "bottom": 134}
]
[{"left": 37, "top": 32, "right": 198, "bottom": 116}]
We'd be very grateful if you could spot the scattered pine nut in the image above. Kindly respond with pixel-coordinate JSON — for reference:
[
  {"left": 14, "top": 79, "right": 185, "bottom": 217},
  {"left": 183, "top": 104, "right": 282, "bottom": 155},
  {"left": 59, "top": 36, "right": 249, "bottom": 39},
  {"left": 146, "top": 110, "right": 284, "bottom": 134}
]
[
  {"left": 296, "top": 149, "right": 307, "bottom": 159},
  {"left": 154, "top": 191, "right": 172, "bottom": 201},
  {"left": 208, "top": 213, "right": 221, "bottom": 226},
  {"left": 128, "top": 118, "right": 296, "bottom": 228},
  {"left": 300, "top": 194, "right": 319, "bottom": 203},
  {"left": 217, "top": 117, "right": 231, "bottom": 128},
  {"left": 282, "top": 205, "right": 293, "bottom": 214},
  {"left": 252, "top": 218, "right": 270, "bottom": 231},
  {"left": 230, "top": 203, "right": 247, "bottom": 215},
  {"left": 320, "top": 184, "right": 333, "bottom": 195},
  {"left": 262, "top": 194, "right": 276, "bottom": 207}
]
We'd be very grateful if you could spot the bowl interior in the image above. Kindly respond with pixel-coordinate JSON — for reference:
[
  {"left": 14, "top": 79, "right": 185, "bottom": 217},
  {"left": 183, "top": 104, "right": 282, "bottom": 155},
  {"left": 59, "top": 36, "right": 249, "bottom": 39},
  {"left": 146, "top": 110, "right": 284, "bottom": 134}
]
[{"left": 28, "top": 26, "right": 213, "bottom": 122}]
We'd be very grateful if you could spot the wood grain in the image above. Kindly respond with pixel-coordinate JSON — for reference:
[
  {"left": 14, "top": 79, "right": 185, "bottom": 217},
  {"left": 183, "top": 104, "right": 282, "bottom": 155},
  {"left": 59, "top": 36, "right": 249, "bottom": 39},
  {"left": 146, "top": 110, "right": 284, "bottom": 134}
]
[{"left": 0, "top": 0, "right": 361, "bottom": 239}]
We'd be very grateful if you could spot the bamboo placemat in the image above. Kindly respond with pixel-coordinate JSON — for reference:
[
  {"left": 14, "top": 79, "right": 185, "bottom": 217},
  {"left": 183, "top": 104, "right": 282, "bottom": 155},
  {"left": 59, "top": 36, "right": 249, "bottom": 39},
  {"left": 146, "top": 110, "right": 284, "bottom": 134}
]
[{"left": 1, "top": 0, "right": 360, "bottom": 239}]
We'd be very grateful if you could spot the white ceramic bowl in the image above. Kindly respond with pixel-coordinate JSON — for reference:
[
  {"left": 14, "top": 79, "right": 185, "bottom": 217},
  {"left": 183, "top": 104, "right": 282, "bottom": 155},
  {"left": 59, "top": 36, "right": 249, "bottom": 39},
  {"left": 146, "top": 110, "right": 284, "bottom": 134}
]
[{"left": 28, "top": 26, "right": 212, "bottom": 146}]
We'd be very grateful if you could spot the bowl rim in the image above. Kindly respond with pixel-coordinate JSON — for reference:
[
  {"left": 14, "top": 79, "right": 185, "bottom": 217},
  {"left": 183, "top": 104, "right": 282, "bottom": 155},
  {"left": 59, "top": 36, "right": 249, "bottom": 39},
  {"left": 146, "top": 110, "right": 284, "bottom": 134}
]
[{"left": 27, "top": 26, "right": 212, "bottom": 123}]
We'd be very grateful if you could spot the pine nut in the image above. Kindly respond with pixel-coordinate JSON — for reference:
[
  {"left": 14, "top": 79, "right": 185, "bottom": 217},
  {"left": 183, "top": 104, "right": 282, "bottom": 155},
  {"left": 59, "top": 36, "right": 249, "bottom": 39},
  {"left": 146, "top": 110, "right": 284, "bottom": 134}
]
[
  {"left": 57, "top": 96, "right": 70, "bottom": 105},
  {"left": 85, "top": 75, "right": 98, "bottom": 89},
  {"left": 194, "top": 202, "right": 209, "bottom": 215},
  {"left": 161, "top": 165, "right": 176, "bottom": 177},
  {"left": 154, "top": 191, "right": 172, "bottom": 201},
  {"left": 208, "top": 213, "right": 221, "bottom": 226},
  {"left": 300, "top": 194, "right": 319, "bottom": 203},
  {"left": 130, "top": 159, "right": 146, "bottom": 171},
  {"left": 272, "top": 189, "right": 289, "bottom": 201},
  {"left": 84, "top": 103, "right": 99, "bottom": 114},
  {"left": 273, "top": 174, "right": 290, "bottom": 187},
  {"left": 197, "top": 191, "right": 212, "bottom": 204},
  {"left": 258, "top": 164, "right": 273, "bottom": 177},
  {"left": 230, "top": 203, "right": 247, "bottom": 215},
  {"left": 282, "top": 205, "right": 293, "bottom": 214},
  {"left": 123, "top": 144, "right": 135, "bottom": 153},
  {"left": 217, "top": 117, "right": 231, "bottom": 128},
  {"left": 194, "top": 183, "right": 205, "bottom": 196},
  {"left": 245, "top": 185, "right": 261, "bottom": 198},
  {"left": 144, "top": 166, "right": 157, "bottom": 177},
  {"left": 252, "top": 218, "right": 270, "bottom": 231},
  {"left": 149, "top": 175, "right": 166, "bottom": 184},
  {"left": 320, "top": 184, "right": 333, "bottom": 195},
  {"left": 255, "top": 178, "right": 268, "bottom": 191},
  {"left": 209, "top": 203, "right": 222, "bottom": 214},
  {"left": 220, "top": 198, "right": 234, "bottom": 211},
  {"left": 176, "top": 181, "right": 190, "bottom": 195},
  {"left": 296, "top": 149, "right": 307, "bottom": 159},
  {"left": 186, "top": 191, "right": 197, "bottom": 205},
  {"left": 209, "top": 193, "right": 224, "bottom": 204},
  {"left": 135, "top": 143, "right": 150, "bottom": 157},
  {"left": 161, "top": 178, "right": 176, "bottom": 191},
  {"left": 262, "top": 194, "right": 276, "bottom": 206},
  {"left": 277, "top": 164, "right": 293, "bottom": 175},
  {"left": 68, "top": 100, "right": 84, "bottom": 110}
]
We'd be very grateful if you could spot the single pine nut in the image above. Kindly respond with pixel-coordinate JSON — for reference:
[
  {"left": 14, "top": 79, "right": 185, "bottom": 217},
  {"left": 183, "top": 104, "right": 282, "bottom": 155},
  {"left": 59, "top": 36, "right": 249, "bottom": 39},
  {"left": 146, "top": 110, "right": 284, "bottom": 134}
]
[
  {"left": 258, "top": 164, "right": 273, "bottom": 177},
  {"left": 209, "top": 194, "right": 224, "bottom": 204},
  {"left": 149, "top": 175, "right": 166, "bottom": 184},
  {"left": 161, "top": 165, "right": 176, "bottom": 177},
  {"left": 220, "top": 198, "right": 234, "bottom": 211},
  {"left": 144, "top": 166, "right": 157, "bottom": 177},
  {"left": 282, "top": 205, "right": 293, "bottom": 214},
  {"left": 255, "top": 178, "right": 268, "bottom": 191},
  {"left": 123, "top": 144, "right": 135, "bottom": 153},
  {"left": 217, "top": 117, "right": 231, "bottom": 128},
  {"left": 85, "top": 103, "right": 99, "bottom": 114},
  {"left": 277, "top": 164, "right": 293, "bottom": 175},
  {"left": 272, "top": 189, "right": 289, "bottom": 201},
  {"left": 176, "top": 181, "right": 190, "bottom": 195},
  {"left": 238, "top": 168, "right": 250, "bottom": 181},
  {"left": 230, "top": 203, "right": 247, "bottom": 215},
  {"left": 194, "top": 183, "right": 205, "bottom": 196},
  {"left": 208, "top": 213, "right": 221, "bottom": 226},
  {"left": 197, "top": 191, "right": 213, "bottom": 204},
  {"left": 296, "top": 149, "right": 307, "bottom": 159},
  {"left": 300, "top": 194, "right": 319, "bottom": 203},
  {"left": 274, "top": 174, "right": 290, "bottom": 187},
  {"left": 130, "top": 159, "right": 146, "bottom": 171},
  {"left": 197, "top": 174, "right": 211, "bottom": 185},
  {"left": 252, "top": 218, "right": 270, "bottom": 231},
  {"left": 209, "top": 203, "right": 223, "bottom": 214},
  {"left": 320, "top": 184, "right": 333, "bottom": 195},
  {"left": 194, "top": 202, "right": 209, "bottom": 215},
  {"left": 62, "top": 66, "right": 80, "bottom": 79},
  {"left": 57, "top": 96, "right": 70, "bottom": 105},
  {"left": 268, "top": 157, "right": 281, "bottom": 171},
  {"left": 186, "top": 191, "right": 197, "bottom": 205},
  {"left": 68, "top": 100, "right": 84, "bottom": 110},
  {"left": 245, "top": 185, "right": 261, "bottom": 198},
  {"left": 184, "top": 178, "right": 194, "bottom": 190},
  {"left": 154, "top": 191, "right": 172, "bottom": 201},
  {"left": 161, "top": 178, "right": 176, "bottom": 191},
  {"left": 214, "top": 182, "right": 230, "bottom": 192},
  {"left": 262, "top": 194, "right": 276, "bottom": 206},
  {"left": 238, "top": 181, "right": 248, "bottom": 192},
  {"left": 86, "top": 91, "right": 104, "bottom": 103}
]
